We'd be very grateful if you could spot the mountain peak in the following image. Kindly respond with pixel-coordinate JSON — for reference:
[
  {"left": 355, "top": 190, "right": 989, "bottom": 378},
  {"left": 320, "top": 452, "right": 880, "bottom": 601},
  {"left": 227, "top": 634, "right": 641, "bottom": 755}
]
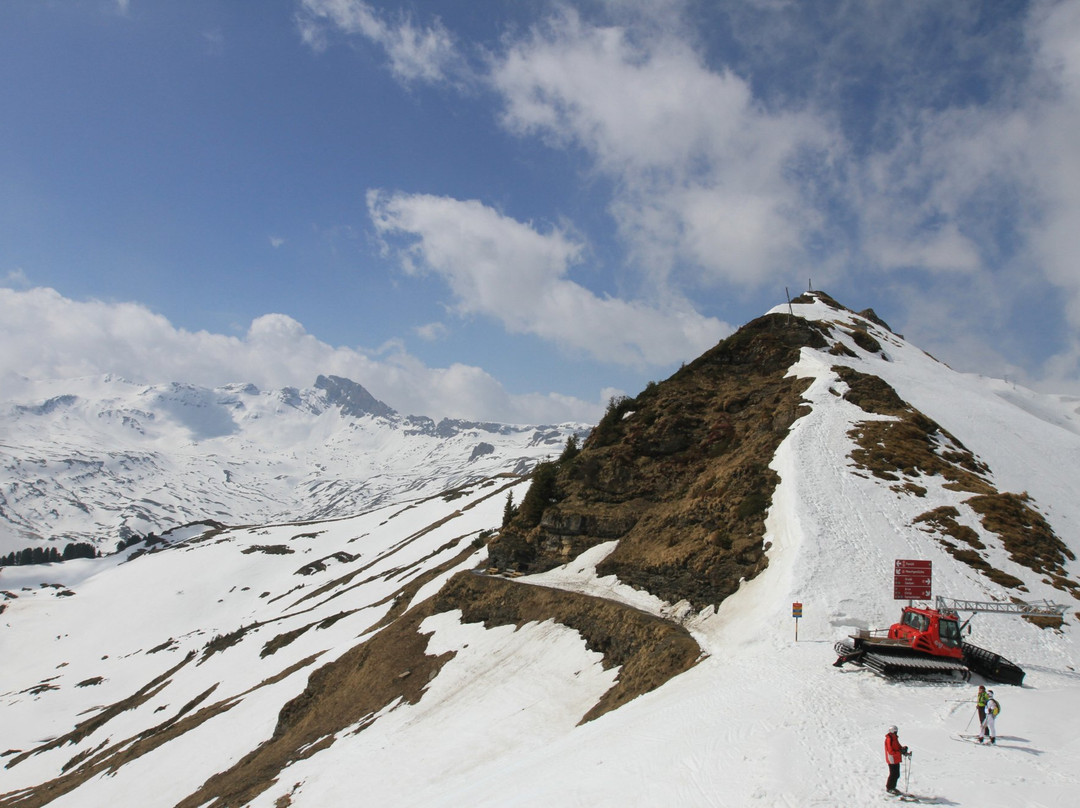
[{"left": 314, "top": 374, "right": 397, "bottom": 419}]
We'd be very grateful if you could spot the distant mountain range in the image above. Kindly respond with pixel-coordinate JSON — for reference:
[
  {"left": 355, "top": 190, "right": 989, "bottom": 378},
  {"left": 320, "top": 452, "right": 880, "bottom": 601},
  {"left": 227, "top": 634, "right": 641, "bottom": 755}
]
[{"left": 0, "top": 373, "right": 587, "bottom": 552}]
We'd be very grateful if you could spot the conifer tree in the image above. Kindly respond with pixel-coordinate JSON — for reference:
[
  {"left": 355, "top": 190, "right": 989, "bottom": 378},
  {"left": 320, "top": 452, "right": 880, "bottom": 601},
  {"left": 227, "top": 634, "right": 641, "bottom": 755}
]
[{"left": 502, "top": 491, "right": 516, "bottom": 527}]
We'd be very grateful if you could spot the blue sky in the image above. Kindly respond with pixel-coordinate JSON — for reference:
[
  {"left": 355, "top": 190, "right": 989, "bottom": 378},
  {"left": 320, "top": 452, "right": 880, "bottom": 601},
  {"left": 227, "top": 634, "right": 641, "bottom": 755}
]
[{"left": 3, "top": 0, "right": 1080, "bottom": 423}]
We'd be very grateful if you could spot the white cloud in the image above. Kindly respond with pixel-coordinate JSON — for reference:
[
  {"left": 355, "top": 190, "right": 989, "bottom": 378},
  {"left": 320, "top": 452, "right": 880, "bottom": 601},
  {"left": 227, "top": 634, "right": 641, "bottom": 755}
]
[
  {"left": 0, "top": 287, "right": 599, "bottom": 424},
  {"left": 839, "top": 1, "right": 1080, "bottom": 370},
  {"left": 488, "top": 8, "right": 829, "bottom": 288},
  {"left": 3, "top": 268, "right": 29, "bottom": 288},
  {"left": 414, "top": 321, "right": 448, "bottom": 341},
  {"left": 867, "top": 223, "right": 981, "bottom": 274},
  {"left": 292, "top": 1, "right": 1080, "bottom": 394},
  {"left": 269, "top": 236, "right": 285, "bottom": 249},
  {"left": 202, "top": 28, "right": 225, "bottom": 56},
  {"left": 368, "top": 190, "right": 728, "bottom": 366},
  {"left": 1023, "top": 0, "right": 1080, "bottom": 327},
  {"left": 297, "top": 0, "right": 457, "bottom": 83}
]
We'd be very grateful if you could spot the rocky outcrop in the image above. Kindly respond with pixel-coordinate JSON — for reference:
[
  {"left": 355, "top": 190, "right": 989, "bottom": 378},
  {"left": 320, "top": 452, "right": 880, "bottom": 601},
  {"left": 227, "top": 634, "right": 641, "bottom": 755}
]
[{"left": 489, "top": 313, "right": 827, "bottom": 608}]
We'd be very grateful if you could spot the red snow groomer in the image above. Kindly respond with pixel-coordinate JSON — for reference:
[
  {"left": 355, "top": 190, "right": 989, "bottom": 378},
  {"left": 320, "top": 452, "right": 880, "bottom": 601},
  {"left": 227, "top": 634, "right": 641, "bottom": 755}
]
[{"left": 833, "top": 604, "right": 1025, "bottom": 685}]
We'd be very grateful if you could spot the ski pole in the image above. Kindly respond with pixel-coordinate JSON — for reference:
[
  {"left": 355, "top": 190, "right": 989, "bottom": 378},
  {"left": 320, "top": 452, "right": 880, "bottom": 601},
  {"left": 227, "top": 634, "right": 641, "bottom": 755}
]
[
  {"left": 904, "top": 752, "right": 912, "bottom": 793},
  {"left": 964, "top": 706, "right": 976, "bottom": 732}
]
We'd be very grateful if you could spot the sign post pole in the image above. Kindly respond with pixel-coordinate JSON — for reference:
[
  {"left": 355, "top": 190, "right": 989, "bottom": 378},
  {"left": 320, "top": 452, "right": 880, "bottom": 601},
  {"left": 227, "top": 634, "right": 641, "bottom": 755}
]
[{"left": 792, "top": 601, "right": 803, "bottom": 641}]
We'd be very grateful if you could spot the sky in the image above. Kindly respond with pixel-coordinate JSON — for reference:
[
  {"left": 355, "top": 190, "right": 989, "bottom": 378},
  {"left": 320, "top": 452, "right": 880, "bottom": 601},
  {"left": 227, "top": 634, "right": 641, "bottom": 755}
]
[{"left": 3, "top": 0, "right": 1080, "bottom": 423}]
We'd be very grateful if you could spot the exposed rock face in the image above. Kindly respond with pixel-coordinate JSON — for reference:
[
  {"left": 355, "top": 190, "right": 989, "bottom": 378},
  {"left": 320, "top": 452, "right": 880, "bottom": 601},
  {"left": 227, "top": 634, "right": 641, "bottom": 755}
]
[
  {"left": 314, "top": 374, "right": 397, "bottom": 419},
  {"left": 489, "top": 313, "right": 828, "bottom": 608}
]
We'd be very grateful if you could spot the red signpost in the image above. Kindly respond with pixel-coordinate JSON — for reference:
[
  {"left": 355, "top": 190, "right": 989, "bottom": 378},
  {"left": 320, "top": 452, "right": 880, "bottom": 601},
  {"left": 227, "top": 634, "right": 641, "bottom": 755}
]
[
  {"left": 792, "top": 602, "right": 802, "bottom": 641},
  {"left": 894, "top": 559, "right": 932, "bottom": 600}
]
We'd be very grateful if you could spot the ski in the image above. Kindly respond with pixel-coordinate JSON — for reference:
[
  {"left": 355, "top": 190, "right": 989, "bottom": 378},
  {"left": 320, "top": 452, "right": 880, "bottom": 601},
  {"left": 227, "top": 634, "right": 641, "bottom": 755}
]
[
  {"left": 952, "top": 733, "right": 996, "bottom": 746},
  {"left": 886, "top": 794, "right": 946, "bottom": 804}
]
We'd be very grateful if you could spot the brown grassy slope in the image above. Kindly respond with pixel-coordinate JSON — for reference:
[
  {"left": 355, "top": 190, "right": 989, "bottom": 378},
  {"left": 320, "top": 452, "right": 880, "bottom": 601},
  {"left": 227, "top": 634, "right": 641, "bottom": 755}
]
[
  {"left": 0, "top": 654, "right": 323, "bottom": 808},
  {"left": 838, "top": 366, "right": 1078, "bottom": 598},
  {"left": 173, "top": 598, "right": 454, "bottom": 808},
  {"left": 172, "top": 572, "right": 700, "bottom": 808},
  {"left": 433, "top": 573, "right": 701, "bottom": 723},
  {"left": 488, "top": 313, "right": 828, "bottom": 609}
]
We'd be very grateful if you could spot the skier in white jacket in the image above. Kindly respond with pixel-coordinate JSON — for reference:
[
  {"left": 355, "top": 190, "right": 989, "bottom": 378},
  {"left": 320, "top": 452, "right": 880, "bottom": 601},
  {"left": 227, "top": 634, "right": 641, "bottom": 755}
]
[{"left": 979, "top": 691, "right": 999, "bottom": 744}]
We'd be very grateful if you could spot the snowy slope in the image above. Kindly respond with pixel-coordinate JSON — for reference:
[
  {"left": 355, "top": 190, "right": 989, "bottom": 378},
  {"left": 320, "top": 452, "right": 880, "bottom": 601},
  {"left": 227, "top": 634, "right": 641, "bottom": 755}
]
[
  {"left": 0, "top": 374, "right": 584, "bottom": 552},
  {"left": 3, "top": 294, "right": 1079, "bottom": 807}
]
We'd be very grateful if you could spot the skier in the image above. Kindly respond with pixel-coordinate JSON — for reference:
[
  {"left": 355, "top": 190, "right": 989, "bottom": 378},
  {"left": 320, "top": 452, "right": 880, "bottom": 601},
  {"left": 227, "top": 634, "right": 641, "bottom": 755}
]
[
  {"left": 884, "top": 725, "right": 910, "bottom": 795},
  {"left": 979, "top": 691, "right": 1000, "bottom": 744},
  {"left": 975, "top": 684, "right": 988, "bottom": 726}
]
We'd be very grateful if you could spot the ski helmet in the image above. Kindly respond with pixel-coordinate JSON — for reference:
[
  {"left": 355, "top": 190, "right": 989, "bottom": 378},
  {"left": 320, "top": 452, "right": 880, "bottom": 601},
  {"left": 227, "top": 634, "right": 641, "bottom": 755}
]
[
  {"left": 987, "top": 690, "right": 994, "bottom": 697},
  {"left": 888, "top": 725, "right": 898, "bottom": 734}
]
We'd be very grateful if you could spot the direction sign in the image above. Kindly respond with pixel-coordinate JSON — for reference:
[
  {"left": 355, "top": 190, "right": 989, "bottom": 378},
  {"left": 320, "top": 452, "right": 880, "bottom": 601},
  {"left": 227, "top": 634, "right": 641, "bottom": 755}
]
[
  {"left": 895, "top": 560, "right": 932, "bottom": 572},
  {"left": 894, "top": 559, "right": 932, "bottom": 600}
]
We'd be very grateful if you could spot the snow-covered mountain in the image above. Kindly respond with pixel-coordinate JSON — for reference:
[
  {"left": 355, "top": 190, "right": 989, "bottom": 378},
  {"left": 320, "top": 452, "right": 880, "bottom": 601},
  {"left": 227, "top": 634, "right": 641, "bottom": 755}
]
[
  {"left": 0, "top": 373, "right": 586, "bottom": 553},
  {"left": 2, "top": 291, "right": 1080, "bottom": 808}
]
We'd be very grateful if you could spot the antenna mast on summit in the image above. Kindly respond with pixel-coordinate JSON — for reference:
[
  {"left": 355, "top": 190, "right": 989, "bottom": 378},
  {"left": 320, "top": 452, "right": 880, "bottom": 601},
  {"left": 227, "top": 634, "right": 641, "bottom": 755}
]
[{"left": 785, "top": 286, "right": 794, "bottom": 318}]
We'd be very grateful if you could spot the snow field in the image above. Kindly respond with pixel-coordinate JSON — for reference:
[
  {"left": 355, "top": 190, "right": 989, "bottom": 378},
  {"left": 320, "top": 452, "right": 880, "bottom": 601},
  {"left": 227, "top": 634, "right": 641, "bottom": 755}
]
[{"left": 0, "top": 478, "right": 530, "bottom": 805}]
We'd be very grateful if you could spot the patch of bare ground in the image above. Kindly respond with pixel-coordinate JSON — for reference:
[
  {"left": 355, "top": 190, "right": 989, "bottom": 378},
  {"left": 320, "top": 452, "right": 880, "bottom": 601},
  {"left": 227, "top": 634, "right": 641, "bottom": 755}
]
[
  {"left": 841, "top": 368, "right": 1079, "bottom": 597},
  {"left": 0, "top": 510, "right": 500, "bottom": 807},
  {"left": 966, "top": 492, "right": 1079, "bottom": 600},
  {"left": 172, "top": 600, "right": 454, "bottom": 808},
  {"left": 489, "top": 313, "right": 827, "bottom": 608},
  {"left": 433, "top": 572, "right": 701, "bottom": 723},
  {"left": 286, "top": 477, "right": 521, "bottom": 611},
  {"left": 0, "top": 655, "right": 324, "bottom": 808},
  {"left": 260, "top": 538, "right": 482, "bottom": 661},
  {"left": 167, "top": 570, "right": 699, "bottom": 808},
  {"left": 242, "top": 544, "right": 294, "bottom": 555},
  {"left": 4, "top": 650, "right": 198, "bottom": 773},
  {"left": 843, "top": 325, "right": 884, "bottom": 355}
]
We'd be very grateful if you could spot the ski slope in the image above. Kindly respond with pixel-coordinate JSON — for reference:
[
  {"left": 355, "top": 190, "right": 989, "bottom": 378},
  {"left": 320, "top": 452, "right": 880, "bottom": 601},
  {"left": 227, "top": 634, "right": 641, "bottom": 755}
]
[{"left": 3, "top": 296, "right": 1079, "bottom": 807}]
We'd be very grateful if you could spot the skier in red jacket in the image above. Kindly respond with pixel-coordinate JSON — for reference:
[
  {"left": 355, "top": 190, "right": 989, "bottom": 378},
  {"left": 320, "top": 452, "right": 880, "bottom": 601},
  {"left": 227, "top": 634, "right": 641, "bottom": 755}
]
[{"left": 884, "top": 725, "right": 909, "bottom": 795}]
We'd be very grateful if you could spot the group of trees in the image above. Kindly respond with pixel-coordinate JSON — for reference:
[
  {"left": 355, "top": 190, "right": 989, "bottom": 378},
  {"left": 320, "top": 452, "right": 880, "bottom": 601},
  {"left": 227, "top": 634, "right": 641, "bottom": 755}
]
[
  {"left": 503, "top": 434, "right": 582, "bottom": 529},
  {"left": 0, "top": 530, "right": 168, "bottom": 568},
  {"left": 116, "top": 532, "right": 160, "bottom": 552},
  {"left": 0, "top": 542, "right": 98, "bottom": 567}
]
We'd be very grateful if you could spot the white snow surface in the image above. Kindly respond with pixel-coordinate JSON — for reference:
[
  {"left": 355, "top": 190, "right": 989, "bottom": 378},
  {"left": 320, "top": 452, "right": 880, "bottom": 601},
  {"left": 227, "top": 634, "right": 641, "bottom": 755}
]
[{"left": 3, "top": 296, "right": 1080, "bottom": 807}]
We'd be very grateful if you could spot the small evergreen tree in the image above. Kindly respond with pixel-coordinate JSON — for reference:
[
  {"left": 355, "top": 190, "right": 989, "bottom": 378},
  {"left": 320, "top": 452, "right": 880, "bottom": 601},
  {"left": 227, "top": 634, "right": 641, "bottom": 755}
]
[
  {"left": 517, "top": 461, "right": 558, "bottom": 528},
  {"left": 558, "top": 435, "right": 580, "bottom": 463},
  {"left": 502, "top": 491, "right": 517, "bottom": 527}
]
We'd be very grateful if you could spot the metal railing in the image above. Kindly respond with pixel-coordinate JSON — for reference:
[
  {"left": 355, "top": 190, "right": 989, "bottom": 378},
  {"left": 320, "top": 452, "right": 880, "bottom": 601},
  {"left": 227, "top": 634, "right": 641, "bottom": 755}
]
[{"left": 935, "top": 595, "right": 1067, "bottom": 617}]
